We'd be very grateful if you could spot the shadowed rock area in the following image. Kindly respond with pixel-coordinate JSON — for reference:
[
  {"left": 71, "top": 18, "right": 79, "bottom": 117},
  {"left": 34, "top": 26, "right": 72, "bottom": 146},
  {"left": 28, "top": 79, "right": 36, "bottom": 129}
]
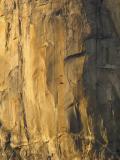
[{"left": 0, "top": 0, "right": 120, "bottom": 159}]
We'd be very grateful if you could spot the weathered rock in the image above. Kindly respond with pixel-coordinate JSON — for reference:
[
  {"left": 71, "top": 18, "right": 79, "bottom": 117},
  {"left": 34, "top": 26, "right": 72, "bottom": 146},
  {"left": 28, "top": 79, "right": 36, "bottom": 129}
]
[{"left": 0, "top": 0, "right": 120, "bottom": 159}]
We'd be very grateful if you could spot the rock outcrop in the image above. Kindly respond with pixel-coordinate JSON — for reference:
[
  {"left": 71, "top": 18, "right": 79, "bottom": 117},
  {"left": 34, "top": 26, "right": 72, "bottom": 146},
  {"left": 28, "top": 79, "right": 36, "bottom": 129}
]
[{"left": 0, "top": 0, "right": 120, "bottom": 159}]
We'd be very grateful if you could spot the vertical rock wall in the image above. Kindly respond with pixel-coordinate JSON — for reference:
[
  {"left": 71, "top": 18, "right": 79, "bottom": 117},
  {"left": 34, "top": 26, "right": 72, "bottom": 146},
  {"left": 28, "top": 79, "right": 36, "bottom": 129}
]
[{"left": 0, "top": 0, "right": 120, "bottom": 159}]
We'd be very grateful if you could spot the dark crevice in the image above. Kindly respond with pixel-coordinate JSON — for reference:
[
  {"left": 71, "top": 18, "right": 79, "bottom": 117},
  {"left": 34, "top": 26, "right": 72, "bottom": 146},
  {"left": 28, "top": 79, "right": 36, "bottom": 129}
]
[
  {"left": 19, "top": 19, "right": 22, "bottom": 36},
  {"left": 5, "top": 22, "right": 11, "bottom": 50},
  {"left": 53, "top": 9, "right": 63, "bottom": 16},
  {"left": 66, "top": 103, "right": 82, "bottom": 134},
  {"left": 18, "top": 43, "right": 30, "bottom": 143},
  {"left": 14, "top": 1, "right": 16, "bottom": 9},
  {"left": 19, "top": 92, "right": 30, "bottom": 142},
  {"left": 74, "top": 136, "right": 81, "bottom": 150},
  {"left": 4, "top": 132, "right": 11, "bottom": 150},
  {"left": 64, "top": 51, "right": 86, "bottom": 62}
]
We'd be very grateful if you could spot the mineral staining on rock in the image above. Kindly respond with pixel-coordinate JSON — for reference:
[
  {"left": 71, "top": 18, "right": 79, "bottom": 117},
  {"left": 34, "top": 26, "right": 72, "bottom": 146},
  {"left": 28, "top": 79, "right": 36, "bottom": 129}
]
[{"left": 0, "top": 0, "right": 120, "bottom": 159}]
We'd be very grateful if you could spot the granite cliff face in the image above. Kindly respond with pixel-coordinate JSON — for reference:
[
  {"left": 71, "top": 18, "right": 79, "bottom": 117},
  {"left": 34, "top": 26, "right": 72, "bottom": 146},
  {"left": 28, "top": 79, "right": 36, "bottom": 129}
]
[{"left": 0, "top": 0, "right": 120, "bottom": 159}]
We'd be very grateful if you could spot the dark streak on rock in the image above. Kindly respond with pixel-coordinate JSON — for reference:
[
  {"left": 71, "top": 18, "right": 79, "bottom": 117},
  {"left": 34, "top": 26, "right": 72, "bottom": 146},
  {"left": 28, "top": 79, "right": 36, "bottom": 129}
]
[{"left": 64, "top": 51, "right": 86, "bottom": 62}]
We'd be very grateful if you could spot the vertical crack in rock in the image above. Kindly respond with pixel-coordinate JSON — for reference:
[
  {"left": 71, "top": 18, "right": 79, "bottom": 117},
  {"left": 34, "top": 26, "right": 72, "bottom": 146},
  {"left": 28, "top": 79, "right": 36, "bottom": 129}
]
[
  {"left": 18, "top": 38, "right": 30, "bottom": 143},
  {"left": 5, "top": 22, "right": 11, "bottom": 50}
]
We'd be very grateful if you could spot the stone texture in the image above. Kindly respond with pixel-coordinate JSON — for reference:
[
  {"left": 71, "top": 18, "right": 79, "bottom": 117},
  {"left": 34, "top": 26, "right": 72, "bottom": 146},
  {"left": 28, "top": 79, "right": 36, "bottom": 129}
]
[{"left": 0, "top": 0, "right": 120, "bottom": 159}]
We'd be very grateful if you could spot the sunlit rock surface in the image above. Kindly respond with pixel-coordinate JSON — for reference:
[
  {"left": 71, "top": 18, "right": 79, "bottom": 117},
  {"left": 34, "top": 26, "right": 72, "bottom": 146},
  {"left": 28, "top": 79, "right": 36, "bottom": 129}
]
[{"left": 0, "top": 0, "right": 120, "bottom": 159}]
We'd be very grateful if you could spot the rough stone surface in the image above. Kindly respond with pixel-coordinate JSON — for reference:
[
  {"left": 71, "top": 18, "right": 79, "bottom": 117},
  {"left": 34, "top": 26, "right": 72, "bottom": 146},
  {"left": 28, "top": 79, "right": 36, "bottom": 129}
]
[{"left": 0, "top": 0, "right": 120, "bottom": 159}]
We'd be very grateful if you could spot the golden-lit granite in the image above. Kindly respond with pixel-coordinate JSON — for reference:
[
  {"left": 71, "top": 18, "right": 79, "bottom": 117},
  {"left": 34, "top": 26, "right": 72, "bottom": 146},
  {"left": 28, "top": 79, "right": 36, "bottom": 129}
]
[{"left": 0, "top": 0, "right": 120, "bottom": 159}]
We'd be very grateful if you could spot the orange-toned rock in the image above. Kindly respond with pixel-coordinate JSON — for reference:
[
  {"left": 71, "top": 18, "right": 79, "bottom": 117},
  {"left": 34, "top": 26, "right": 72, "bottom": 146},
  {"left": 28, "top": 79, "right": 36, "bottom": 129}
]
[{"left": 0, "top": 0, "right": 120, "bottom": 159}]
